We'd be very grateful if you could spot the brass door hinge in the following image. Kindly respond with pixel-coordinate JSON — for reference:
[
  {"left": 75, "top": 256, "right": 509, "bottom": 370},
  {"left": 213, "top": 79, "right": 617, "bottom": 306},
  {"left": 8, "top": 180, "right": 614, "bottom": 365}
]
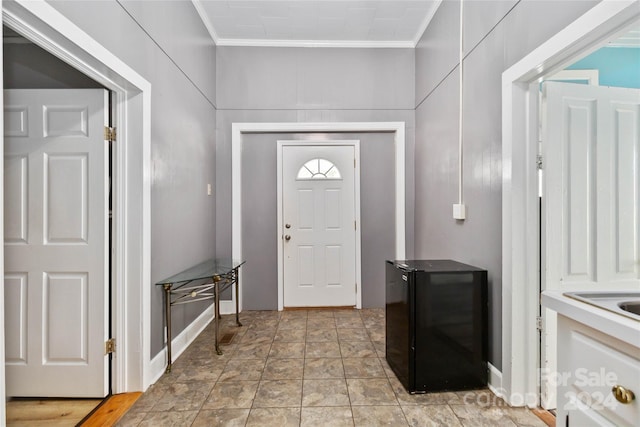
[
  {"left": 105, "top": 338, "right": 116, "bottom": 354},
  {"left": 104, "top": 126, "right": 117, "bottom": 142}
]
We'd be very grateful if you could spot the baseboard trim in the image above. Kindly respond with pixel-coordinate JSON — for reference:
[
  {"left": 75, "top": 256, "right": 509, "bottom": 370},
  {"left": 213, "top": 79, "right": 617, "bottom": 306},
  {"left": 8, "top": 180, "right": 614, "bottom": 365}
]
[
  {"left": 148, "top": 305, "right": 215, "bottom": 386},
  {"left": 488, "top": 362, "right": 504, "bottom": 399}
]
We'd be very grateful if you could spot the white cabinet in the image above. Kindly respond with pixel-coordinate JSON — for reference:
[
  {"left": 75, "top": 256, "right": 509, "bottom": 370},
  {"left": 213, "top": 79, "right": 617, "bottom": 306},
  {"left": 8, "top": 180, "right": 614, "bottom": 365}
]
[{"left": 556, "top": 315, "right": 640, "bottom": 427}]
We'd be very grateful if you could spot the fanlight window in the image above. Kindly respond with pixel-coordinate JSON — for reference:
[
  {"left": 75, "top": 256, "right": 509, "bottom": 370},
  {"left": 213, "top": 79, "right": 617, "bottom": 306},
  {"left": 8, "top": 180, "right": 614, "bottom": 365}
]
[{"left": 297, "top": 158, "right": 342, "bottom": 180}]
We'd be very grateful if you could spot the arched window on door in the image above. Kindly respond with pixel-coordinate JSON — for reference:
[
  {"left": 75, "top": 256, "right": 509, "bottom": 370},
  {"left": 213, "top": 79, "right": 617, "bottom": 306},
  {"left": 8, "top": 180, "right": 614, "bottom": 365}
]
[{"left": 296, "top": 158, "right": 342, "bottom": 180}]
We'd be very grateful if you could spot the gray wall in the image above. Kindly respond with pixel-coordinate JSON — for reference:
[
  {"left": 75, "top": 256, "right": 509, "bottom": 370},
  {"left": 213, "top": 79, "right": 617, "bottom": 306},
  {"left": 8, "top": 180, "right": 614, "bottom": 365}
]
[
  {"left": 241, "top": 131, "right": 396, "bottom": 310},
  {"left": 30, "top": 0, "right": 606, "bottom": 371},
  {"left": 215, "top": 46, "right": 415, "bottom": 309},
  {"left": 414, "top": 0, "right": 600, "bottom": 371},
  {"left": 46, "top": 0, "right": 217, "bottom": 358}
]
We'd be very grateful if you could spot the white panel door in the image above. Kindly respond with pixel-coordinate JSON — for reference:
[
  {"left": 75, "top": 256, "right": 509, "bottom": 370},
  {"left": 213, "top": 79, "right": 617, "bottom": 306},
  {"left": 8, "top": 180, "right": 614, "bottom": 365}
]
[
  {"left": 282, "top": 145, "right": 357, "bottom": 307},
  {"left": 541, "top": 82, "right": 640, "bottom": 409},
  {"left": 4, "top": 89, "right": 109, "bottom": 397}
]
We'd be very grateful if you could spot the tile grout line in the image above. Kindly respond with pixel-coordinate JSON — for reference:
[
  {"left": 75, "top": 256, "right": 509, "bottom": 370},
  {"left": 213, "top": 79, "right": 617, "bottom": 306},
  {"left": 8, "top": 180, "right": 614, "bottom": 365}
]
[
  {"left": 340, "top": 315, "right": 355, "bottom": 426},
  {"left": 299, "top": 313, "right": 308, "bottom": 424}
]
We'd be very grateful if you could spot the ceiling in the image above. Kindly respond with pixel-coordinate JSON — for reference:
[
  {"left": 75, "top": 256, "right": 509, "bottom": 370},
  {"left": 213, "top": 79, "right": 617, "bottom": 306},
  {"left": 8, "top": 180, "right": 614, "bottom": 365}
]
[{"left": 192, "top": 0, "right": 442, "bottom": 48}]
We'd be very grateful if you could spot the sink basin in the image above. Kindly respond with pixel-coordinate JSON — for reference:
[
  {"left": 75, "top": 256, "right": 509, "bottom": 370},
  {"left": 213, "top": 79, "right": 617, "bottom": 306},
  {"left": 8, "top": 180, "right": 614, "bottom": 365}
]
[
  {"left": 619, "top": 301, "right": 640, "bottom": 316},
  {"left": 564, "top": 291, "right": 640, "bottom": 321}
]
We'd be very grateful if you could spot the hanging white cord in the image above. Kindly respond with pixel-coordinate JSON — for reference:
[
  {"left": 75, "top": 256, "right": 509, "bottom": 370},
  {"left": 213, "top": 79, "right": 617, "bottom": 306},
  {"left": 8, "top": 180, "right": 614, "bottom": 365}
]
[{"left": 458, "top": 0, "right": 464, "bottom": 205}]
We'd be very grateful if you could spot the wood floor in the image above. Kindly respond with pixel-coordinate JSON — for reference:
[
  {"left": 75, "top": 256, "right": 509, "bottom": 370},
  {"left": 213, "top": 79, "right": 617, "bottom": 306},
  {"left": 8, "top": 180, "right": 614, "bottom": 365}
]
[
  {"left": 6, "top": 393, "right": 141, "bottom": 427},
  {"left": 6, "top": 398, "right": 102, "bottom": 426}
]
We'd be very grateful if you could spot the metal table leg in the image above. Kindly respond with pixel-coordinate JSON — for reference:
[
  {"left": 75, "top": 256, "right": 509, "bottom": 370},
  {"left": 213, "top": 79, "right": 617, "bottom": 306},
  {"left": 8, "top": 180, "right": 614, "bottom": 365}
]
[
  {"left": 214, "top": 276, "right": 223, "bottom": 355},
  {"left": 235, "top": 267, "right": 243, "bottom": 327},
  {"left": 163, "top": 283, "right": 173, "bottom": 373}
]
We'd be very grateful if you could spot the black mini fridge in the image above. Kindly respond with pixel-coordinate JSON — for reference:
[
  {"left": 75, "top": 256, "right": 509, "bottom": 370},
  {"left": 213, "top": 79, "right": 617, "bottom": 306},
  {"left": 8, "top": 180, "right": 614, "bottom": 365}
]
[{"left": 385, "top": 260, "right": 488, "bottom": 393}]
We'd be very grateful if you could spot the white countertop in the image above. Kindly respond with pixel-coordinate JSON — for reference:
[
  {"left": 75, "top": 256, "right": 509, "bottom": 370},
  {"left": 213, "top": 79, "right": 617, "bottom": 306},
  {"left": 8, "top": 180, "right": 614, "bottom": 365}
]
[{"left": 542, "top": 290, "right": 640, "bottom": 348}]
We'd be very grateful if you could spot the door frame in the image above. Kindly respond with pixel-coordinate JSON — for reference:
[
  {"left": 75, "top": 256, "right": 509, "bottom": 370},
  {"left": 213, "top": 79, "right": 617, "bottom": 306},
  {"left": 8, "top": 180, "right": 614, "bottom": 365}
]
[
  {"left": 231, "top": 122, "right": 406, "bottom": 313},
  {"left": 0, "top": 0, "right": 153, "bottom": 405},
  {"left": 501, "top": 0, "right": 640, "bottom": 407},
  {"left": 276, "top": 140, "right": 362, "bottom": 310}
]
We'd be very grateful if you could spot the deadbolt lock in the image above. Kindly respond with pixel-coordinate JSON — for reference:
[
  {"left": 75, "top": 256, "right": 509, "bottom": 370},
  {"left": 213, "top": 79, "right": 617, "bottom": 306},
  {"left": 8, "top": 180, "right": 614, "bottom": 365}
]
[{"left": 285, "top": 224, "right": 291, "bottom": 229}]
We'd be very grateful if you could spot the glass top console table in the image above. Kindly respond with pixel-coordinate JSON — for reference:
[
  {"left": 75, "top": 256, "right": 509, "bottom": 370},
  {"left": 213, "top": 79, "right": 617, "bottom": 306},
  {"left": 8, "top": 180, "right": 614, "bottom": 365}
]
[{"left": 156, "top": 259, "right": 245, "bottom": 372}]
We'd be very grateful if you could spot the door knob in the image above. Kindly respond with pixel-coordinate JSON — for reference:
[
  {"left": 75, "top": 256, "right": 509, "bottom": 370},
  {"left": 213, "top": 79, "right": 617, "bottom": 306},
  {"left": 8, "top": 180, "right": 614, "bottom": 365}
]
[
  {"left": 284, "top": 235, "right": 291, "bottom": 241},
  {"left": 285, "top": 224, "right": 291, "bottom": 229},
  {"left": 612, "top": 385, "right": 635, "bottom": 404}
]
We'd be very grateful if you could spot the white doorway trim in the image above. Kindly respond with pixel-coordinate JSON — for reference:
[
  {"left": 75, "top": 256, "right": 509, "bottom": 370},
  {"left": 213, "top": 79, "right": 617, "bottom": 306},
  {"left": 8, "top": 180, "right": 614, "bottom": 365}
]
[
  {"left": 501, "top": 0, "right": 640, "bottom": 407},
  {"left": 232, "top": 122, "right": 406, "bottom": 312},
  {"left": 1, "top": 0, "right": 153, "bottom": 403},
  {"left": 276, "top": 140, "right": 362, "bottom": 311}
]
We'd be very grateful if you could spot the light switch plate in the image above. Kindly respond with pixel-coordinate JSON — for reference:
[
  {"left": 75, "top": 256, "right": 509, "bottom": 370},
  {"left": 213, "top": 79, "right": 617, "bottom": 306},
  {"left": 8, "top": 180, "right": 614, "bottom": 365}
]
[{"left": 207, "top": 183, "right": 212, "bottom": 196}]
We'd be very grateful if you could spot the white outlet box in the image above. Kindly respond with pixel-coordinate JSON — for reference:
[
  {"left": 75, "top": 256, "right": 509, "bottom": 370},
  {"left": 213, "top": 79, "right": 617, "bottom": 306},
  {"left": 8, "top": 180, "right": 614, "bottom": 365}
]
[{"left": 453, "top": 203, "right": 466, "bottom": 220}]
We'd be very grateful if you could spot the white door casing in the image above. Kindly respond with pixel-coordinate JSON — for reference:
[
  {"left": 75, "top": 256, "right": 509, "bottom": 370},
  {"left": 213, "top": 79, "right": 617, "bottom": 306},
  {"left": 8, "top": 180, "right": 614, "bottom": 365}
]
[
  {"left": 540, "top": 81, "right": 640, "bottom": 409},
  {"left": 501, "top": 0, "right": 640, "bottom": 407},
  {"left": 4, "top": 89, "right": 109, "bottom": 397},
  {"left": 1, "top": 0, "right": 153, "bottom": 403},
  {"left": 233, "top": 123, "right": 404, "bottom": 313},
  {"left": 279, "top": 142, "right": 360, "bottom": 308}
]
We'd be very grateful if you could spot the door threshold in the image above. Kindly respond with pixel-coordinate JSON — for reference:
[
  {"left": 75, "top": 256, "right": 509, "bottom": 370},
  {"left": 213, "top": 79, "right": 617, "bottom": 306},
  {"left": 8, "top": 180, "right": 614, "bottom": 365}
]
[
  {"left": 284, "top": 306, "right": 356, "bottom": 311},
  {"left": 531, "top": 408, "right": 555, "bottom": 427},
  {"left": 78, "top": 392, "right": 142, "bottom": 426}
]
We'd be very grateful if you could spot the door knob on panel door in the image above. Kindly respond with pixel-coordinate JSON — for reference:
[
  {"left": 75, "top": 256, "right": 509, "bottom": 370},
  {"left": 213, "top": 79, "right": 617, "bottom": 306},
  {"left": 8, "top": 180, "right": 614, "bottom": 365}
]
[{"left": 284, "top": 235, "right": 291, "bottom": 241}]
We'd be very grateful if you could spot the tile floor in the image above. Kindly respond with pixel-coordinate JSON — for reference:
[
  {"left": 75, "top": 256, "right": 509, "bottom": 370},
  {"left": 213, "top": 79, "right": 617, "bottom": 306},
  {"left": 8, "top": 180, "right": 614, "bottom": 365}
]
[{"left": 118, "top": 309, "right": 547, "bottom": 426}]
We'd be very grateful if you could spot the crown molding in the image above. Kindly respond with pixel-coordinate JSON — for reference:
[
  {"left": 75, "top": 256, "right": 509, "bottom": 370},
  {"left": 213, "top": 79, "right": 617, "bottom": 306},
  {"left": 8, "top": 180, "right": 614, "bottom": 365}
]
[
  {"left": 412, "top": 0, "right": 443, "bottom": 47},
  {"left": 191, "top": 0, "right": 220, "bottom": 45},
  {"left": 214, "top": 38, "right": 415, "bottom": 48}
]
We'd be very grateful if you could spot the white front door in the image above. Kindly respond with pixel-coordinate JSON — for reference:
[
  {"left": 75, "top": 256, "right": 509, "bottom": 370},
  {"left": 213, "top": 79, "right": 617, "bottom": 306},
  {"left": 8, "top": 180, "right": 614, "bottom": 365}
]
[
  {"left": 4, "top": 89, "right": 110, "bottom": 397},
  {"left": 281, "top": 144, "right": 358, "bottom": 308},
  {"left": 541, "top": 82, "right": 640, "bottom": 408}
]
